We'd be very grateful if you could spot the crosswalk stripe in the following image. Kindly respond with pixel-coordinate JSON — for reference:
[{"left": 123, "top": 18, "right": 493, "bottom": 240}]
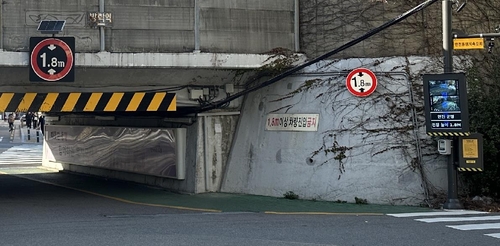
[
  {"left": 416, "top": 215, "right": 500, "bottom": 223},
  {"left": 446, "top": 222, "right": 500, "bottom": 230},
  {"left": 0, "top": 144, "right": 42, "bottom": 165},
  {"left": 387, "top": 210, "right": 488, "bottom": 218},
  {"left": 388, "top": 210, "right": 500, "bottom": 240},
  {"left": 485, "top": 233, "right": 500, "bottom": 239}
]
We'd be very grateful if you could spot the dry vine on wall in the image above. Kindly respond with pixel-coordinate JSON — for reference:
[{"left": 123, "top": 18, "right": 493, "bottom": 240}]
[
  {"left": 268, "top": 57, "right": 441, "bottom": 204},
  {"left": 283, "top": 0, "right": 455, "bottom": 203}
]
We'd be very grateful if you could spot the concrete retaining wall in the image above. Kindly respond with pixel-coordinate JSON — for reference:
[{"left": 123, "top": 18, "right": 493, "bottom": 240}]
[
  {"left": 221, "top": 57, "right": 448, "bottom": 205},
  {"left": 0, "top": 0, "right": 295, "bottom": 53}
]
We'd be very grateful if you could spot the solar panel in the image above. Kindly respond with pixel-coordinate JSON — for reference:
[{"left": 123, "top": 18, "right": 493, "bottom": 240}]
[{"left": 37, "top": 20, "right": 66, "bottom": 34}]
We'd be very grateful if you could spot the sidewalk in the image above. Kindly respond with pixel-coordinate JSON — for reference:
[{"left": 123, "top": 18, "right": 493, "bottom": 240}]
[
  {"left": 9, "top": 122, "right": 44, "bottom": 144},
  {"left": 0, "top": 121, "right": 437, "bottom": 215},
  {"left": 1, "top": 166, "right": 437, "bottom": 215}
]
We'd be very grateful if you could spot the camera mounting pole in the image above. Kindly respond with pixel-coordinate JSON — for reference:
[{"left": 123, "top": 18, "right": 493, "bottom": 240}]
[{"left": 442, "top": 0, "right": 463, "bottom": 209}]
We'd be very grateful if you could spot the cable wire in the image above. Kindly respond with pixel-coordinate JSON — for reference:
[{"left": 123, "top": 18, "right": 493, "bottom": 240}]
[{"left": 194, "top": 0, "right": 439, "bottom": 113}]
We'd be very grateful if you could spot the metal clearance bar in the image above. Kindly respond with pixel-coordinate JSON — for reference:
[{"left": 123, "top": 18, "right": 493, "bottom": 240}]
[{"left": 0, "top": 92, "right": 177, "bottom": 112}]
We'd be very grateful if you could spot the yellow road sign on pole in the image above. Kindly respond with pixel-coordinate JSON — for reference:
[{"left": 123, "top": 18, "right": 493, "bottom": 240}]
[{"left": 453, "top": 38, "right": 484, "bottom": 50}]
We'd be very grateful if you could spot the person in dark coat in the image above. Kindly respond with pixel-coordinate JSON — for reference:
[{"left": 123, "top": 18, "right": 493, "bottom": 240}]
[
  {"left": 26, "top": 112, "right": 32, "bottom": 129},
  {"left": 38, "top": 115, "right": 45, "bottom": 135},
  {"left": 32, "top": 113, "right": 38, "bottom": 129}
]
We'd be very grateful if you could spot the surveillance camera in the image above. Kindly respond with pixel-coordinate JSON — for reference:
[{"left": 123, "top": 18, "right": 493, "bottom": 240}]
[{"left": 488, "top": 41, "right": 495, "bottom": 54}]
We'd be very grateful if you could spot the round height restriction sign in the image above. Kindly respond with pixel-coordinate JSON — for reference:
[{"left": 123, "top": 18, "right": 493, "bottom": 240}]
[
  {"left": 346, "top": 68, "right": 377, "bottom": 97},
  {"left": 30, "top": 38, "right": 74, "bottom": 82}
]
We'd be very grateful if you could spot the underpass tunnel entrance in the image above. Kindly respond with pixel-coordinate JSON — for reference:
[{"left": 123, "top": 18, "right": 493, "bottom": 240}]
[
  {"left": 0, "top": 90, "right": 202, "bottom": 191},
  {"left": 0, "top": 87, "right": 237, "bottom": 195}
]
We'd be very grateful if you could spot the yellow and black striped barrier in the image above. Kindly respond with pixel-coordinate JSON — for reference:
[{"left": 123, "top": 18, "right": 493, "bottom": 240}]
[
  {"left": 427, "top": 132, "right": 470, "bottom": 137},
  {"left": 457, "top": 167, "right": 483, "bottom": 172},
  {"left": 0, "top": 92, "right": 176, "bottom": 112}
]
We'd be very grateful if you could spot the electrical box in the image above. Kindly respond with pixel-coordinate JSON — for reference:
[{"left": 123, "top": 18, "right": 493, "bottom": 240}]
[
  {"left": 225, "top": 84, "right": 235, "bottom": 93},
  {"left": 189, "top": 89, "right": 203, "bottom": 100},
  {"left": 438, "top": 139, "right": 452, "bottom": 155}
]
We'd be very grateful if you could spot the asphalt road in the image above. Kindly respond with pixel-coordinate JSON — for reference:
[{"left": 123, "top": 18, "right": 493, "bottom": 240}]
[
  {"left": 0, "top": 123, "right": 499, "bottom": 245},
  {"left": 1, "top": 174, "right": 499, "bottom": 246}
]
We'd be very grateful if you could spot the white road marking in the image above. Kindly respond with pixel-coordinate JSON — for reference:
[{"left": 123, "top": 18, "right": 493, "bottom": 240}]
[
  {"left": 387, "top": 210, "right": 488, "bottom": 218},
  {"left": 446, "top": 222, "right": 500, "bottom": 230},
  {"left": 416, "top": 215, "right": 500, "bottom": 223},
  {"left": 0, "top": 144, "right": 42, "bottom": 165},
  {"left": 485, "top": 233, "right": 500, "bottom": 239},
  {"left": 389, "top": 210, "right": 500, "bottom": 240}
]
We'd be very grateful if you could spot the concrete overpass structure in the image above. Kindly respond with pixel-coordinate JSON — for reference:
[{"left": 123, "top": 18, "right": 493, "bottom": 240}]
[
  {"left": 1, "top": 0, "right": 451, "bottom": 206},
  {"left": 0, "top": 0, "right": 302, "bottom": 193}
]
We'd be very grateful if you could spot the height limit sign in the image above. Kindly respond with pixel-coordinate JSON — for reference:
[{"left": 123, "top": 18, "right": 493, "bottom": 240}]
[
  {"left": 29, "top": 37, "right": 75, "bottom": 82},
  {"left": 346, "top": 68, "right": 377, "bottom": 97}
]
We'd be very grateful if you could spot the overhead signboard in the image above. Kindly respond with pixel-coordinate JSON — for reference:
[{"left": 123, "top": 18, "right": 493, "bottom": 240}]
[
  {"left": 29, "top": 37, "right": 75, "bottom": 82},
  {"left": 453, "top": 38, "right": 484, "bottom": 50},
  {"left": 346, "top": 68, "right": 377, "bottom": 97},
  {"left": 423, "top": 73, "right": 469, "bottom": 136}
]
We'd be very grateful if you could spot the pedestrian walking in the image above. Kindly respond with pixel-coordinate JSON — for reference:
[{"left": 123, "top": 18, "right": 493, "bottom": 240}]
[
  {"left": 32, "top": 113, "right": 38, "bottom": 129},
  {"left": 38, "top": 115, "right": 45, "bottom": 136},
  {"left": 26, "top": 112, "right": 33, "bottom": 129},
  {"left": 7, "top": 113, "right": 14, "bottom": 132}
]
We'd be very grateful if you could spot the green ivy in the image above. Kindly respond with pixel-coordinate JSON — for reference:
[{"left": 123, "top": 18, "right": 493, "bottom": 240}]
[{"left": 461, "top": 64, "right": 500, "bottom": 198}]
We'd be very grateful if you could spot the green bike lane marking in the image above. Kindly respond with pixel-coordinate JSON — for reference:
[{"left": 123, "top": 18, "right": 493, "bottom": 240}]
[{"left": 0, "top": 167, "right": 436, "bottom": 215}]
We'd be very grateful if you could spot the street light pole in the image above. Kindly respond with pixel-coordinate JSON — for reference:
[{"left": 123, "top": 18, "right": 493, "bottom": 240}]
[
  {"left": 442, "top": 0, "right": 463, "bottom": 209},
  {"left": 443, "top": 0, "right": 453, "bottom": 73}
]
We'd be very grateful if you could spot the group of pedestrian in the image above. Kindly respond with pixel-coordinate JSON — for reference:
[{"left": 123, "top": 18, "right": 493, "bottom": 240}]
[
  {"left": 3, "top": 112, "right": 46, "bottom": 135},
  {"left": 25, "top": 112, "right": 38, "bottom": 129},
  {"left": 25, "top": 112, "right": 45, "bottom": 135}
]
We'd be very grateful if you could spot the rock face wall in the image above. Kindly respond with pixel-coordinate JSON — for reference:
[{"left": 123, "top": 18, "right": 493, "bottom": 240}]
[{"left": 221, "top": 57, "right": 449, "bottom": 205}]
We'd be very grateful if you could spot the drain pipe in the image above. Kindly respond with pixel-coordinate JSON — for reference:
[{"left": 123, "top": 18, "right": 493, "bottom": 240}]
[
  {"left": 99, "top": 0, "right": 105, "bottom": 51},
  {"left": 0, "top": 0, "right": 3, "bottom": 50},
  {"left": 203, "top": 115, "right": 210, "bottom": 192},
  {"left": 194, "top": 0, "right": 200, "bottom": 52},
  {"left": 294, "top": 0, "right": 300, "bottom": 52}
]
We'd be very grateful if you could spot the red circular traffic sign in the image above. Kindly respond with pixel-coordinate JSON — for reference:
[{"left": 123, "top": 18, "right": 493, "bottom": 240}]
[
  {"left": 346, "top": 68, "right": 377, "bottom": 97},
  {"left": 30, "top": 38, "right": 74, "bottom": 82}
]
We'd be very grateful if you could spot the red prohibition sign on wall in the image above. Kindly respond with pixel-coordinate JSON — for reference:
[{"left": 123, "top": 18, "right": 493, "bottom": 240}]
[
  {"left": 30, "top": 38, "right": 74, "bottom": 82},
  {"left": 346, "top": 68, "right": 378, "bottom": 97}
]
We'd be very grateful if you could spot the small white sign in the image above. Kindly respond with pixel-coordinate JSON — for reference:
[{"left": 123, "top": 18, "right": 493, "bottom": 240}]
[
  {"left": 214, "top": 123, "right": 222, "bottom": 133},
  {"left": 266, "top": 114, "right": 319, "bottom": 132}
]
